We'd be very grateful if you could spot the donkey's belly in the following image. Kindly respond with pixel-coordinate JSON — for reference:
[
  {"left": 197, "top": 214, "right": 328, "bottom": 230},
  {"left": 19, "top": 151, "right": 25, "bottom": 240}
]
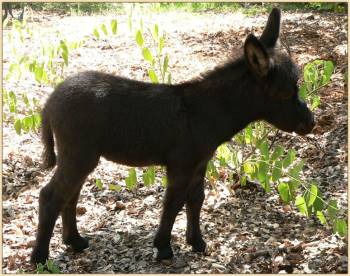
[{"left": 101, "top": 149, "right": 165, "bottom": 167}]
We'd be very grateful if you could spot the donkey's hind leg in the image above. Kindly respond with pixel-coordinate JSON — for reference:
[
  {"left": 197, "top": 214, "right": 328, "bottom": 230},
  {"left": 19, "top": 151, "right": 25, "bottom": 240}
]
[
  {"left": 31, "top": 151, "right": 99, "bottom": 264},
  {"left": 61, "top": 184, "right": 89, "bottom": 252},
  {"left": 31, "top": 170, "right": 69, "bottom": 265}
]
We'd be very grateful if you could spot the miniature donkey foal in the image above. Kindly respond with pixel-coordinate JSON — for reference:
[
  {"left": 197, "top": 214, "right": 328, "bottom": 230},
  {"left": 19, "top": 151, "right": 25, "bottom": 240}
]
[{"left": 31, "top": 8, "right": 315, "bottom": 264}]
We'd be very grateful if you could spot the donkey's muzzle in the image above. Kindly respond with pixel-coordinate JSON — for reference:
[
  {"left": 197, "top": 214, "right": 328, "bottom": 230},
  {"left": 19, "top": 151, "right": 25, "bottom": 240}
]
[{"left": 295, "top": 115, "right": 315, "bottom": 135}]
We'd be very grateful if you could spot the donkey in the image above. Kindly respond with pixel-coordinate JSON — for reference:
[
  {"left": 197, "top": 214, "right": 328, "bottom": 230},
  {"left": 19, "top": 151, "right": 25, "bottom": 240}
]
[{"left": 31, "top": 8, "right": 315, "bottom": 264}]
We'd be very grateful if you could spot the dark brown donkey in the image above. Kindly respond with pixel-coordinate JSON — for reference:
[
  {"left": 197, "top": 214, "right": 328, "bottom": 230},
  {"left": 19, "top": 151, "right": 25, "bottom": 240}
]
[{"left": 31, "top": 8, "right": 315, "bottom": 264}]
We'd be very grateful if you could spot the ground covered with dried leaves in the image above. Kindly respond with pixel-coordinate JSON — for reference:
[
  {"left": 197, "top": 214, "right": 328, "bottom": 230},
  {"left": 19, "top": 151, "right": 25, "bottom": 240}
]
[{"left": 2, "top": 8, "right": 348, "bottom": 273}]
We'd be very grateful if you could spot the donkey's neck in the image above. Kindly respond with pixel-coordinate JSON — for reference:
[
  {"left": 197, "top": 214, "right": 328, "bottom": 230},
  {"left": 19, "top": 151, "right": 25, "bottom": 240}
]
[{"left": 182, "top": 57, "right": 262, "bottom": 149}]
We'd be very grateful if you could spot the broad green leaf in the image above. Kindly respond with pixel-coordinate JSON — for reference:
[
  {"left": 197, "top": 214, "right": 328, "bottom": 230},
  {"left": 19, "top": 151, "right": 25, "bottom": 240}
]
[
  {"left": 18, "top": 55, "right": 29, "bottom": 64},
  {"left": 240, "top": 175, "right": 247, "bottom": 187},
  {"left": 125, "top": 168, "right": 137, "bottom": 190},
  {"left": 217, "top": 144, "right": 231, "bottom": 166},
  {"left": 335, "top": 219, "right": 347, "bottom": 237},
  {"left": 95, "top": 179, "right": 103, "bottom": 189},
  {"left": 111, "top": 19, "right": 118, "bottom": 35},
  {"left": 304, "top": 63, "right": 317, "bottom": 83},
  {"left": 206, "top": 160, "right": 218, "bottom": 180},
  {"left": 167, "top": 73, "right": 171, "bottom": 84},
  {"left": 278, "top": 182, "right": 290, "bottom": 203},
  {"left": 288, "top": 160, "right": 304, "bottom": 182},
  {"left": 162, "top": 175, "right": 167, "bottom": 187},
  {"left": 282, "top": 149, "right": 296, "bottom": 169},
  {"left": 163, "top": 54, "right": 169, "bottom": 75},
  {"left": 312, "top": 189, "right": 324, "bottom": 212},
  {"left": 60, "top": 41, "right": 68, "bottom": 55},
  {"left": 258, "top": 160, "right": 269, "bottom": 191},
  {"left": 142, "top": 48, "right": 153, "bottom": 63},
  {"left": 231, "top": 151, "right": 239, "bottom": 169},
  {"left": 22, "top": 116, "right": 34, "bottom": 131},
  {"left": 142, "top": 166, "right": 155, "bottom": 186},
  {"left": 33, "top": 113, "right": 42, "bottom": 129},
  {"left": 46, "top": 260, "right": 60, "bottom": 274},
  {"left": 62, "top": 51, "right": 68, "bottom": 66},
  {"left": 272, "top": 160, "right": 282, "bottom": 182},
  {"left": 271, "top": 145, "right": 284, "bottom": 161},
  {"left": 235, "top": 133, "right": 244, "bottom": 145},
  {"left": 308, "top": 183, "right": 318, "bottom": 207},
  {"left": 259, "top": 141, "right": 269, "bottom": 160},
  {"left": 136, "top": 30, "right": 143, "bottom": 47},
  {"left": 316, "top": 210, "right": 327, "bottom": 225},
  {"left": 29, "top": 61, "right": 36, "bottom": 72},
  {"left": 153, "top": 24, "right": 159, "bottom": 39},
  {"left": 3, "top": 18, "right": 9, "bottom": 28},
  {"left": 41, "top": 70, "right": 48, "bottom": 84},
  {"left": 109, "top": 183, "right": 121, "bottom": 191},
  {"left": 9, "top": 91, "right": 17, "bottom": 104},
  {"left": 93, "top": 28, "right": 100, "bottom": 39},
  {"left": 7, "top": 63, "right": 18, "bottom": 80},
  {"left": 3, "top": 89, "right": 8, "bottom": 103},
  {"left": 14, "top": 119, "right": 22, "bottom": 135},
  {"left": 327, "top": 199, "right": 337, "bottom": 222},
  {"left": 148, "top": 69, "right": 159, "bottom": 83},
  {"left": 244, "top": 125, "right": 253, "bottom": 144},
  {"left": 9, "top": 102, "right": 17, "bottom": 113},
  {"left": 35, "top": 64, "right": 44, "bottom": 83},
  {"left": 322, "top": 60, "right": 334, "bottom": 85},
  {"left": 299, "top": 83, "right": 307, "bottom": 101},
  {"left": 159, "top": 36, "right": 164, "bottom": 54},
  {"left": 243, "top": 162, "right": 254, "bottom": 175},
  {"left": 295, "top": 195, "right": 309, "bottom": 216},
  {"left": 288, "top": 180, "right": 299, "bottom": 200},
  {"left": 311, "top": 95, "right": 320, "bottom": 110},
  {"left": 260, "top": 174, "right": 271, "bottom": 193},
  {"left": 100, "top": 23, "right": 108, "bottom": 35},
  {"left": 70, "top": 41, "right": 78, "bottom": 49}
]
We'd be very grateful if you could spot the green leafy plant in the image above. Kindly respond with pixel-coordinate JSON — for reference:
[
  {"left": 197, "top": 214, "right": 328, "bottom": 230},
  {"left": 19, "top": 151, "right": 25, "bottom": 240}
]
[
  {"left": 125, "top": 168, "right": 137, "bottom": 190},
  {"left": 36, "top": 260, "right": 60, "bottom": 274},
  {"left": 4, "top": 19, "right": 85, "bottom": 135},
  {"left": 132, "top": 17, "right": 171, "bottom": 84},
  {"left": 299, "top": 60, "right": 334, "bottom": 110},
  {"left": 92, "top": 19, "right": 118, "bottom": 39}
]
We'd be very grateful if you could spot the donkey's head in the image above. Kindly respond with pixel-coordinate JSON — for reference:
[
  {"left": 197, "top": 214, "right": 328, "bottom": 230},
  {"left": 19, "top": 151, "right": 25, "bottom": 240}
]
[{"left": 244, "top": 8, "right": 315, "bottom": 135}]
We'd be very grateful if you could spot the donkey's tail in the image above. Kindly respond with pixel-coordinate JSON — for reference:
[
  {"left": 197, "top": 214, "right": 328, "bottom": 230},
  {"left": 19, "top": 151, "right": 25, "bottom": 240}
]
[{"left": 41, "top": 106, "right": 56, "bottom": 169}]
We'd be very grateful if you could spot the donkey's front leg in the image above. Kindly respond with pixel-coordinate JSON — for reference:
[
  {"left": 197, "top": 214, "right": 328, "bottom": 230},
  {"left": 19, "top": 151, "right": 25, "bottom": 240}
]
[
  {"left": 154, "top": 166, "right": 192, "bottom": 261},
  {"left": 185, "top": 164, "right": 207, "bottom": 253}
]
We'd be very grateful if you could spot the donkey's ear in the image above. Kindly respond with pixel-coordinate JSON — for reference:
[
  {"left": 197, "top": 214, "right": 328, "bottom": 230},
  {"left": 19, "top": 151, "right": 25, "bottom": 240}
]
[
  {"left": 244, "top": 34, "right": 270, "bottom": 77},
  {"left": 259, "top": 8, "right": 281, "bottom": 48}
]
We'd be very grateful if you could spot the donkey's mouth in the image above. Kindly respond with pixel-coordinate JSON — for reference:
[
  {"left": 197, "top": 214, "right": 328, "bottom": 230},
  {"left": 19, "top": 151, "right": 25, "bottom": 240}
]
[{"left": 295, "top": 121, "right": 315, "bottom": 136}]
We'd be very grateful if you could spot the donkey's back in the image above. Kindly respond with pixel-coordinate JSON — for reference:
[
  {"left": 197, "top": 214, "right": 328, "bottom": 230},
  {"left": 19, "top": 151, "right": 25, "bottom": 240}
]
[{"left": 43, "top": 71, "right": 193, "bottom": 167}]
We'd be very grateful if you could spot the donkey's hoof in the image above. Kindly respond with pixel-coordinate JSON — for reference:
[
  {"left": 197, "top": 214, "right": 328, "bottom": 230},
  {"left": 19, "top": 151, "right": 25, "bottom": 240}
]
[
  {"left": 156, "top": 247, "right": 174, "bottom": 262},
  {"left": 31, "top": 248, "right": 48, "bottom": 265},
  {"left": 65, "top": 236, "right": 89, "bottom": 252},
  {"left": 191, "top": 239, "right": 206, "bottom": 253},
  {"left": 187, "top": 236, "right": 206, "bottom": 252}
]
